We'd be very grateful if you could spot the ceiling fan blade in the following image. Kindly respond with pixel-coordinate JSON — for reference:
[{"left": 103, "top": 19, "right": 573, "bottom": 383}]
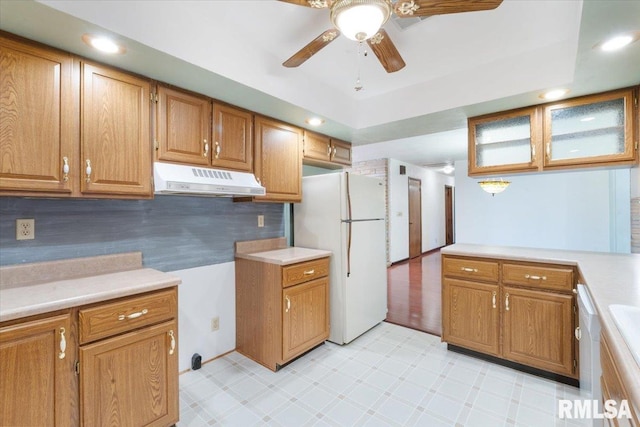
[
  {"left": 394, "top": 0, "right": 503, "bottom": 17},
  {"left": 366, "top": 29, "right": 406, "bottom": 73},
  {"left": 278, "top": 0, "right": 331, "bottom": 8},
  {"left": 283, "top": 29, "right": 340, "bottom": 68}
]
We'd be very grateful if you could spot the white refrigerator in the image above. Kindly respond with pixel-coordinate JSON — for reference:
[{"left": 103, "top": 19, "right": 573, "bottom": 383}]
[{"left": 293, "top": 172, "right": 387, "bottom": 344}]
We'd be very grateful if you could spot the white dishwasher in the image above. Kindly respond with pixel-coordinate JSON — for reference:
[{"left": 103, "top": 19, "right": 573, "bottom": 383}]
[{"left": 577, "top": 284, "right": 603, "bottom": 427}]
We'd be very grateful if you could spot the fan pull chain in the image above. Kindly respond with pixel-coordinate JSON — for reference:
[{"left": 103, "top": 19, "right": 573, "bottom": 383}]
[{"left": 355, "top": 41, "right": 364, "bottom": 92}]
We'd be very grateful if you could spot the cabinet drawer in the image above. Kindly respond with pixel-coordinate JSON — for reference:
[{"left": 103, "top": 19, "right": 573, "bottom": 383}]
[
  {"left": 442, "top": 256, "right": 499, "bottom": 282},
  {"left": 502, "top": 263, "right": 574, "bottom": 292},
  {"left": 79, "top": 288, "right": 177, "bottom": 344},
  {"left": 282, "top": 258, "right": 329, "bottom": 288}
]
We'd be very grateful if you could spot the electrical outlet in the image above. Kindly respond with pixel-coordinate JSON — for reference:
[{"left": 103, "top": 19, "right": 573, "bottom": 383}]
[
  {"left": 16, "top": 219, "right": 35, "bottom": 240},
  {"left": 211, "top": 316, "right": 220, "bottom": 331},
  {"left": 257, "top": 215, "right": 264, "bottom": 228}
]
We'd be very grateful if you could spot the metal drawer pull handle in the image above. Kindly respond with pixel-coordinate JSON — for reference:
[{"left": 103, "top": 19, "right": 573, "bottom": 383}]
[
  {"left": 85, "top": 159, "right": 92, "bottom": 183},
  {"left": 461, "top": 267, "right": 478, "bottom": 273},
  {"left": 303, "top": 269, "right": 315, "bottom": 275},
  {"left": 575, "top": 326, "right": 581, "bottom": 341},
  {"left": 118, "top": 308, "right": 148, "bottom": 321},
  {"left": 62, "top": 157, "right": 70, "bottom": 182},
  {"left": 168, "top": 330, "right": 176, "bottom": 355},
  {"left": 505, "top": 293, "right": 510, "bottom": 311},
  {"left": 524, "top": 274, "right": 546, "bottom": 281},
  {"left": 59, "top": 327, "right": 67, "bottom": 359},
  {"left": 327, "top": 145, "right": 332, "bottom": 155},
  {"left": 285, "top": 296, "right": 291, "bottom": 313},
  {"left": 492, "top": 291, "right": 496, "bottom": 309}
]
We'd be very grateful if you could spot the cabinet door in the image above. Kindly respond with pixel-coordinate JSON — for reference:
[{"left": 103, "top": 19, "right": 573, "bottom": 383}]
[
  {"left": 81, "top": 62, "right": 152, "bottom": 197},
  {"left": 468, "top": 107, "right": 541, "bottom": 176},
  {"left": 80, "top": 320, "right": 178, "bottom": 427},
  {"left": 156, "top": 85, "right": 211, "bottom": 166},
  {"left": 502, "top": 286, "right": 574, "bottom": 377},
  {"left": 543, "top": 89, "right": 636, "bottom": 168},
  {"left": 0, "top": 36, "right": 76, "bottom": 194},
  {"left": 442, "top": 278, "right": 500, "bottom": 356},
  {"left": 254, "top": 116, "right": 302, "bottom": 202},
  {"left": 0, "top": 313, "right": 74, "bottom": 427},
  {"left": 303, "top": 131, "right": 331, "bottom": 162},
  {"left": 212, "top": 103, "right": 253, "bottom": 171},
  {"left": 282, "top": 277, "right": 329, "bottom": 362},
  {"left": 330, "top": 139, "right": 352, "bottom": 166}
]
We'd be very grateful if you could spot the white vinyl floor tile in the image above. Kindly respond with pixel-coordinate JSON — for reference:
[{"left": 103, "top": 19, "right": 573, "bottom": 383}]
[{"left": 177, "top": 322, "right": 589, "bottom": 426}]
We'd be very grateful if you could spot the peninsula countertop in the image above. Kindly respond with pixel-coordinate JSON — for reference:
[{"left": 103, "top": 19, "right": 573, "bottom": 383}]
[
  {"left": 235, "top": 246, "right": 332, "bottom": 265},
  {"left": 0, "top": 252, "right": 181, "bottom": 322},
  {"left": 441, "top": 243, "right": 640, "bottom": 412}
]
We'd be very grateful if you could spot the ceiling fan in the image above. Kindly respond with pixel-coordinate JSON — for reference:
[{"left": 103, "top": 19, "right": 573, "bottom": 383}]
[{"left": 280, "top": 0, "right": 504, "bottom": 73}]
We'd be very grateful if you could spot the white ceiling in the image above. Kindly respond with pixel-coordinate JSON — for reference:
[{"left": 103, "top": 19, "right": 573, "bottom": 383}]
[{"left": 1, "top": 0, "right": 638, "bottom": 167}]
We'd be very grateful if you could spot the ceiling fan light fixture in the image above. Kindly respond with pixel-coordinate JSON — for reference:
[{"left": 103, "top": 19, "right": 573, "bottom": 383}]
[{"left": 331, "top": 0, "right": 391, "bottom": 41}]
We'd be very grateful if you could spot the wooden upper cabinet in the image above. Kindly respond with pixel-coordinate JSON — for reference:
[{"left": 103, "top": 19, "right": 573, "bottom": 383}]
[
  {"left": 254, "top": 115, "right": 302, "bottom": 202},
  {"left": 0, "top": 313, "right": 75, "bottom": 427},
  {"left": 330, "top": 138, "right": 352, "bottom": 166},
  {"left": 156, "top": 84, "right": 211, "bottom": 166},
  {"left": 303, "top": 131, "right": 331, "bottom": 162},
  {"left": 468, "top": 87, "right": 639, "bottom": 176},
  {"left": 302, "top": 131, "right": 352, "bottom": 168},
  {"left": 0, "top": 35, "right": 77, "bottom": 195},
  {"left": 468, "top": 106, "right": 541, "bottom": 176},
  {"left": 543, "top": 88, "right": 637, "bottom": 168},
  {"left": 212, "top": 103, "right": 253, "bottom": 171},
  {"left": 81, "top": 62, "right": 152, "bottom": 197}
]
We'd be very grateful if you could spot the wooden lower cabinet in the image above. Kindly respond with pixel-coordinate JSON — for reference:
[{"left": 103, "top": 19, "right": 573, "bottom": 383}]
[
  {"left": 442, "top": 255, "right": 578, "bottom": 379},
  {"left": 80, "top": 320, "right": 179, "bottom": 427},
  {"left": 236, "top": 256, "right": 330, "bottom": 371},
  {"left": 282, "top": 277, "right": 329, "bottom": 361},
  {"left": 442, "top": 278, "right": 499, "bottom": 356},
  {"left": 502, "top": 286, "right": 574, "bottom": 376},
  {"left": 601, "top": 333, "right": 639, "bottom": 426},
  {"left": 0, "top": 312, "right": 76, "bottom": 427}
]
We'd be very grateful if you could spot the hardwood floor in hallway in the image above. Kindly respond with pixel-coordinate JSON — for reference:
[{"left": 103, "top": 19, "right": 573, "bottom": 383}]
[{"left": 386, "top": 249, "right": 443, "bottom": 336}]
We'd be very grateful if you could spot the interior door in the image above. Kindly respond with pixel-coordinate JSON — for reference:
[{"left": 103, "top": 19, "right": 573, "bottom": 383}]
[
  {"left": 445, "top": 185, "right": 454, "bottom": 245},
  {"left": 408, "top": 178, "right": 422, "bottom": 258}
]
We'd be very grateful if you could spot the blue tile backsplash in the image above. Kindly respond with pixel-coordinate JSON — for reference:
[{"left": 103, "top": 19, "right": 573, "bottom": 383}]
[{"left": 0, "top": 196, "right": 284, "bottom": 272}]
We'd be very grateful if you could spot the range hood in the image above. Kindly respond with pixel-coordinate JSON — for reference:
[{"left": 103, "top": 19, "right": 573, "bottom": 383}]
[{"left": 154, "top": 162, "right": 265, "bottom": 197}]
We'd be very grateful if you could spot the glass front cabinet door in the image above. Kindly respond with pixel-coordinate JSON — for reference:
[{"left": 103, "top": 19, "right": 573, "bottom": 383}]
[
  {"left": 543, "top": 89, "right": 637, "bottom": 168},
  {"left": 468, "top": 107, "right": 541, "bottom": 176}
]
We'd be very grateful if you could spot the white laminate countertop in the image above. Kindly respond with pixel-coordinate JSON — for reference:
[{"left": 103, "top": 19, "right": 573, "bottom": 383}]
[
  {"left": 235, "top": 247, "right": 332, "bottom": 265},
  {"left": 442, "top": 243, "right": 640, "bottom": 411},
  {"left": 0, "top": 253, "right": 181, "bottom": 322}
]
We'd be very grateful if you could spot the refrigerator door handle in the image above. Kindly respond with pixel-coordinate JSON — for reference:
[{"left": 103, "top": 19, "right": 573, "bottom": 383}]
[{"left": 346, "top": 172, "right": 352, "bottom": 277}]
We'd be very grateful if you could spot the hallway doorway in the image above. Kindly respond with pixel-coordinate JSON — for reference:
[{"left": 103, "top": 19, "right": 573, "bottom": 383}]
[{"left": 408, "top": 178, "right": 422, "bottom": 258}]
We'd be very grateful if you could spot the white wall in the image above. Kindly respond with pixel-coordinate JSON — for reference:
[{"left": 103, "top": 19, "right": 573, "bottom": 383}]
[
  {"left": 388, "top": 158, "right": 455, "bottom": 263},
  {"left": 173, "top": 262, "right": 236, "bottom": 372},
  {"left": 454, "top": 160, "right": 631, "bottom": 253}
]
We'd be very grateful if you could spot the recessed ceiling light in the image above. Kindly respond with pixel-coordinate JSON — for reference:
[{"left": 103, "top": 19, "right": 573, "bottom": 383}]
[
  {"left": 442, "top": 165, "right": 454, "bottom": 174},
  {"left": 580, "top": 117, "right": 595, "bottom": 122},
  {"left": 539, "top": 89, "right": 569, "bottom": 100},
  {"left": 593, "top": 31, "right": 640, "bottom": 52},
  {"left": 82, "top": 34, "right": 125, "bottom": 54},
  {"left": 305, "top": 117, "right": 324, "bottom": 126}
]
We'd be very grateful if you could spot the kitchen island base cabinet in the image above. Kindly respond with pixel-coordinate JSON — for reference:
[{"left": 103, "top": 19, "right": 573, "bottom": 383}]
[
  {"left": 442, "top": 278, "right": 499, "bottom": 357},
  {"left": 0, "top": 312, "right": 76, "bottom": 427},
  {"left": 442, "top": 255, "right": 578, "bottom": 379}
]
